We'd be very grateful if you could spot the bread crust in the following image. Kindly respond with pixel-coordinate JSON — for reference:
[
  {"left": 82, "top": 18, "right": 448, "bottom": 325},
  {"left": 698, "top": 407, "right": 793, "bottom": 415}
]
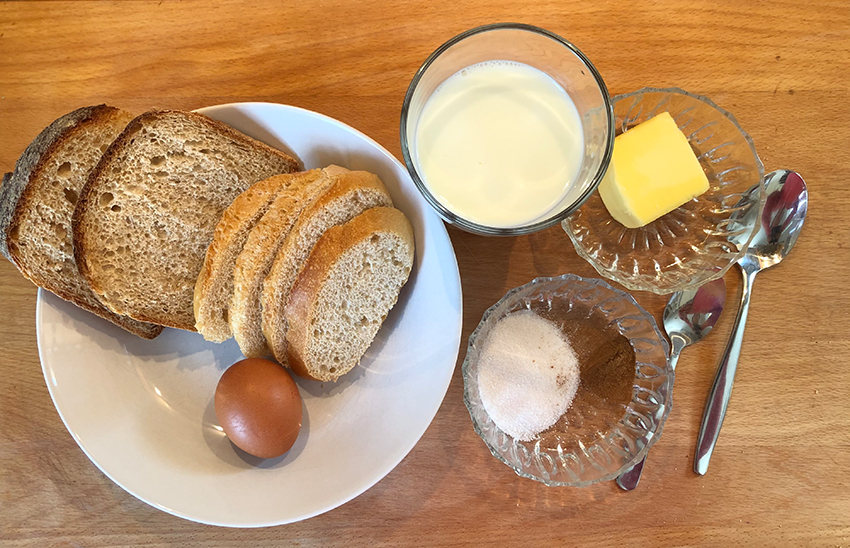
[
  {"left": 72, "top": 109, "right": 301, "bottom": 330},
  {"left": 262, "top": 170, "right": 393, "bottom": 366},
  {"left": 285, "top": 207, "right": 414, "bottom": 381},
  {"left": 0, "top": 105, "right": 162, "bottom": 339},
  {"left": 0, "top": 172, "right": 13, "bottom": 262}
]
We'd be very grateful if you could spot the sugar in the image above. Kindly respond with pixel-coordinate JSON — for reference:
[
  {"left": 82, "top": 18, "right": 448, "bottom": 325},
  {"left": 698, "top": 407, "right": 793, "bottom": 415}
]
[{"left": 477, "top": 310, "right": 580, "bottom": 442}]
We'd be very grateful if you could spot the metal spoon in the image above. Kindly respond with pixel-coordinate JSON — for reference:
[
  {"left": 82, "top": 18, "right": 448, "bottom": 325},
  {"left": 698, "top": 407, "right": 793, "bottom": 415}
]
[
  {"left": 694, "top": 169, "right": 808, "bottom": 475},
  {"left": 616, "top": 277, "right": 726, "bottom": 490}
]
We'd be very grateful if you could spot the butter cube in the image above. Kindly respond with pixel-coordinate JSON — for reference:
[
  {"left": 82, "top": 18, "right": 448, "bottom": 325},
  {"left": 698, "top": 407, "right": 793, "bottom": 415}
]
[{"left": 598, "top": 111, "right": 709, "bottom": 229}]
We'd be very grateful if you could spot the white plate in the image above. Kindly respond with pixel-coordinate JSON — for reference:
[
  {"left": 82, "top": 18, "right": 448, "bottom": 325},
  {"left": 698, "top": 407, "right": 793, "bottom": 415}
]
[{"left": 36, "top": 103, "right": 462, "bottom": 528}]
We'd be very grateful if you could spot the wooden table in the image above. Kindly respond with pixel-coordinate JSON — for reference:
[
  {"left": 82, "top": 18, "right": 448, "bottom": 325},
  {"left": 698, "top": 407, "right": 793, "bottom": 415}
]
[{"left": 1, "top": 1, "right": 848, "bottom": 545}]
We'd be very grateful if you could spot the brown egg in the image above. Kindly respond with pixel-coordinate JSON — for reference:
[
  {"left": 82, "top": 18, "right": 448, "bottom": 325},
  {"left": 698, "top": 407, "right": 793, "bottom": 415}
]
[{"left": 214, "top": 358, "right": 303, "bottom": 459}]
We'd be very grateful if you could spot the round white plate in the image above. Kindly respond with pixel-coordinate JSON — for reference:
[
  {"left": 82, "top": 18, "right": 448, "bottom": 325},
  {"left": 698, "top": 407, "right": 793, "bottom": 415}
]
[{"left": 37, "top": 103, "right": 462, "bottom": 528}]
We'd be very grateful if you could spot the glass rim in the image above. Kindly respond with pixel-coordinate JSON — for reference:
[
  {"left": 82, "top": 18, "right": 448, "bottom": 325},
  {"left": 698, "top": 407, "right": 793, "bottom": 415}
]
[{"left": 399, "top": 22, "right": 615, "bottom": 236}]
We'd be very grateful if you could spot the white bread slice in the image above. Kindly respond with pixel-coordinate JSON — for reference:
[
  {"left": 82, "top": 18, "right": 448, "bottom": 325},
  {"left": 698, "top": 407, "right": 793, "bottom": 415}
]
[
  {"left": 229, "top": 169, "right": 336, "bottom": 357},
  {"left": 195, "top": 166, "right": 348, "bottom": 342},
  {"left": 0, "top": 106, "right": 162, "bottom": 339},
  {"left": 72, "top": 109, "right": 300, "bottom": 331},
  {"left": 285, "top": 207, "right": 415, "bottom": 382},
  {"left": 262, "top": 171, "right": 394, "bottom": 366}
]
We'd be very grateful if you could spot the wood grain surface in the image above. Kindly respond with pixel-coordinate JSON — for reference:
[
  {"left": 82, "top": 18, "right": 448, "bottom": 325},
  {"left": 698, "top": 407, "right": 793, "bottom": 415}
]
[{"left": 1, "top": 1, "right": 849, "bottom": 546}]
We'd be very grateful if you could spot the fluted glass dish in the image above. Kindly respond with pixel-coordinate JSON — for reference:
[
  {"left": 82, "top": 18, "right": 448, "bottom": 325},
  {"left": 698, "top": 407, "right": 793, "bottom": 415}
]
[
  {"left": 563, "top": 88, "right": 766, "bottom": 294},
  {"left": 463, "top": 274, "right": 671, "bottom": 487}
]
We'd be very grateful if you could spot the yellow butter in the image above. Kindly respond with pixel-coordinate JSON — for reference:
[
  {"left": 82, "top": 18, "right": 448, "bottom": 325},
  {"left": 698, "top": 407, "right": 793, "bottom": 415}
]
[{"left": 598, "top": 111, "right": 709, "bottom": 229}]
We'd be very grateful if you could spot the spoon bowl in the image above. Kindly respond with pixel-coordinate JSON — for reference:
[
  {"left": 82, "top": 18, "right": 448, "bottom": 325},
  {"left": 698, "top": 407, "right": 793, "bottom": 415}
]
[
  {"left": 740, "top": 170, "right": 808, "bottom": 273},
  {"left": 664, "top": 277, "right": 727, "bottom": 357}
]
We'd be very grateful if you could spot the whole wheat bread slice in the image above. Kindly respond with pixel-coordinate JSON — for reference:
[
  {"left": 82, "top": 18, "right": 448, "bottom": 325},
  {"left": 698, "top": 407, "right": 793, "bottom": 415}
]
[
  {"left": 194, "top": 165, "right": 347, "bottom": 342},
  {"left": 229, "top": 169, "right": 336, "bottom": 357},
  {"left": 72, "top": 109, "right": 300, "bottom": 330},
  {"left": 262, "top": 170, "right": 394, "bottom": 366},
  {"left": 285, "top": 207, "right": 414, "bottom": 382},
  {"left": 0, "top": 105, "right": 162, "bottom": 339}
]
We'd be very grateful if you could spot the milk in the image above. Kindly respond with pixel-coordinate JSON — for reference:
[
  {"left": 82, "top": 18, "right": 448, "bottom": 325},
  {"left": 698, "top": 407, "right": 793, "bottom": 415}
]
[{"left": 414, "top": 61, "right": 584, "bottom": 228}]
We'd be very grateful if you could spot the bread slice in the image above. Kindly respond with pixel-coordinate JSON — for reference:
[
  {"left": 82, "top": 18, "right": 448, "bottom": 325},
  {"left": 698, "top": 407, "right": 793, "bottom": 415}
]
[
  {"left": 0, "top": 105, "right": 162, "bottom": 339},
  {"left": 229, "top": 169, "right": 336, "bottom": 357},
  {"left": 262, "top": 170, "right": 394, "bottom": 366},
  {"left": 72, "top": 109, "right": 300, "bottom": 330},
  {"left": 194, "top": 166, "right": 347, "bottom": 342},
  {"left": 285, "top": 207, "right": 415, "bottom": 382}
]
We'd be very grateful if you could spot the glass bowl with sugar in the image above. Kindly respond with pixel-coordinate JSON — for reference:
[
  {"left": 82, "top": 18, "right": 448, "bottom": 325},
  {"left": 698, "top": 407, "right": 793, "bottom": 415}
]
[
  {"left": 400, "top": 23, "right": 614, "bottom": 236},
  {"left": 462, "top": 274, "right": 671, "bottom": 487}
]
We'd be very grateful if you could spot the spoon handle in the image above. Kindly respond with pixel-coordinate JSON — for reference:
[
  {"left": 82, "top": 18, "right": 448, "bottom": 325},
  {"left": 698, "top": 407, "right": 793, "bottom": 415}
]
[
  {"left": 615, "top": 454, "right": 646, "bottom": 490},
  {"left": 694, "top": 267, "right": 757, "bottom": 475}
]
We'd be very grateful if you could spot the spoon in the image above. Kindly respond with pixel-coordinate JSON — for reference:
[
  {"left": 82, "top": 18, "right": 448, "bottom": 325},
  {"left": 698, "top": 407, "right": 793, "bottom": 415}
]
[
  {"left": 694, "top": 169, "right": 808, "bottom": 475},
  {"left": 616, "top": 277, "right": 726, "bottom": 490}
]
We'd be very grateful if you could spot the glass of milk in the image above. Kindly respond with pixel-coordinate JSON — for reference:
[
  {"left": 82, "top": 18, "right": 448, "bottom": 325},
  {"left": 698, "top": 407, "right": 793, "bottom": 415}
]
[{"left": 401, "top": 23, "right": 614, "bottom": 236}]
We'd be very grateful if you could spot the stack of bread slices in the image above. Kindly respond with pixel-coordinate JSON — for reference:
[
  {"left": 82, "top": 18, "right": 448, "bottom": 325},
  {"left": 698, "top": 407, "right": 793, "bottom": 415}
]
[{"left": 1, "top": 105, "right": 415, "bottom": 383}]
